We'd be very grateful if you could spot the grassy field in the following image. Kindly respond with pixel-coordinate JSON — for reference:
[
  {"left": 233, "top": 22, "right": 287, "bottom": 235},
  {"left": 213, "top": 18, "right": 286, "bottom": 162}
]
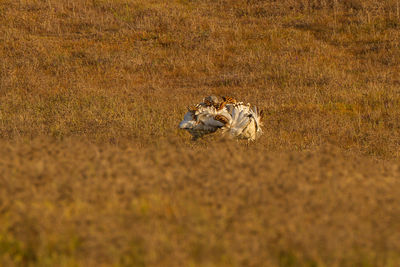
[{"left": 1, "top": 0, "right": 400, "bottom": 266}]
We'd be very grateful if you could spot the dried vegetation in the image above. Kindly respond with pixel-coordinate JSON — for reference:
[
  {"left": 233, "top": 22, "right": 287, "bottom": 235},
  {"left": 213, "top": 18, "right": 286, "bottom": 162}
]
[{"left": 1, "top": 0, "right": 400, "bottom": 266}]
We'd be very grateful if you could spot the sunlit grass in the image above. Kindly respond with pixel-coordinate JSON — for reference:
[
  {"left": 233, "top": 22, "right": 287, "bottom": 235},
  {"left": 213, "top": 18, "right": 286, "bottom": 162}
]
[{"left": 1, "top": 0, "right": 400, "bottom": 266}]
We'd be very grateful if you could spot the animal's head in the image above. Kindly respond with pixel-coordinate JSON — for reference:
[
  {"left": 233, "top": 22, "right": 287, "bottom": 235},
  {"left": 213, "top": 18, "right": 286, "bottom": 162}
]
[{"left": 204, "top": 95, "right": 222, "bottom": 108}]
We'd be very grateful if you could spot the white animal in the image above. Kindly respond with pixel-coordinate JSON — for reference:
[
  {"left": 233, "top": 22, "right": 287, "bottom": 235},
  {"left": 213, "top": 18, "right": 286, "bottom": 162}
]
[
  {"left": 179, "top": 103, "right": 231, "bottom": 139},
  {"left": 220, "top": 103, "right": 263, "bottom": 141},
  {"left": 179, "top": 96, "right": 263, "bottom": 141}
]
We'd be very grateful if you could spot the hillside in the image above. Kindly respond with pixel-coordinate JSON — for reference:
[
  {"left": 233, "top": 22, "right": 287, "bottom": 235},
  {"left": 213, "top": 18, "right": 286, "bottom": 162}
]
[{"left": 1, "top": 0, "right": 400, "bottom": 266}]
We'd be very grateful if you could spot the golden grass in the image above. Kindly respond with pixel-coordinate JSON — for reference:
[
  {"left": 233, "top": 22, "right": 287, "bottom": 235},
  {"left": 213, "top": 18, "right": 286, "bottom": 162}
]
[{"left": 1, "top": 0, "right": 400, "bottom": 266}]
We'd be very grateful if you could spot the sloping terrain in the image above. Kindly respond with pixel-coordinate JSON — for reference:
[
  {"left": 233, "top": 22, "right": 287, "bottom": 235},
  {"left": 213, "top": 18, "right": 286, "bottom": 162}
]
[{"left": 1, "top": 0, "right": 400, "bottom": 266}]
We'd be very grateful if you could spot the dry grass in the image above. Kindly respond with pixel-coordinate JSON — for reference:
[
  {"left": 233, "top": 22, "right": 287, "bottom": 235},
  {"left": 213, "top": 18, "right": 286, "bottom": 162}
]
[{"left": 1, "top": 0, "right": 400, "bottom": 266}]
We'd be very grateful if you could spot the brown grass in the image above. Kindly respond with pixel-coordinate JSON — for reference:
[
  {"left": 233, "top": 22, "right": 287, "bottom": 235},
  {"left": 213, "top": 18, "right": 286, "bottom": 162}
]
[{"left": 1, "top": 0, "right": 400, "bottom": 266}]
